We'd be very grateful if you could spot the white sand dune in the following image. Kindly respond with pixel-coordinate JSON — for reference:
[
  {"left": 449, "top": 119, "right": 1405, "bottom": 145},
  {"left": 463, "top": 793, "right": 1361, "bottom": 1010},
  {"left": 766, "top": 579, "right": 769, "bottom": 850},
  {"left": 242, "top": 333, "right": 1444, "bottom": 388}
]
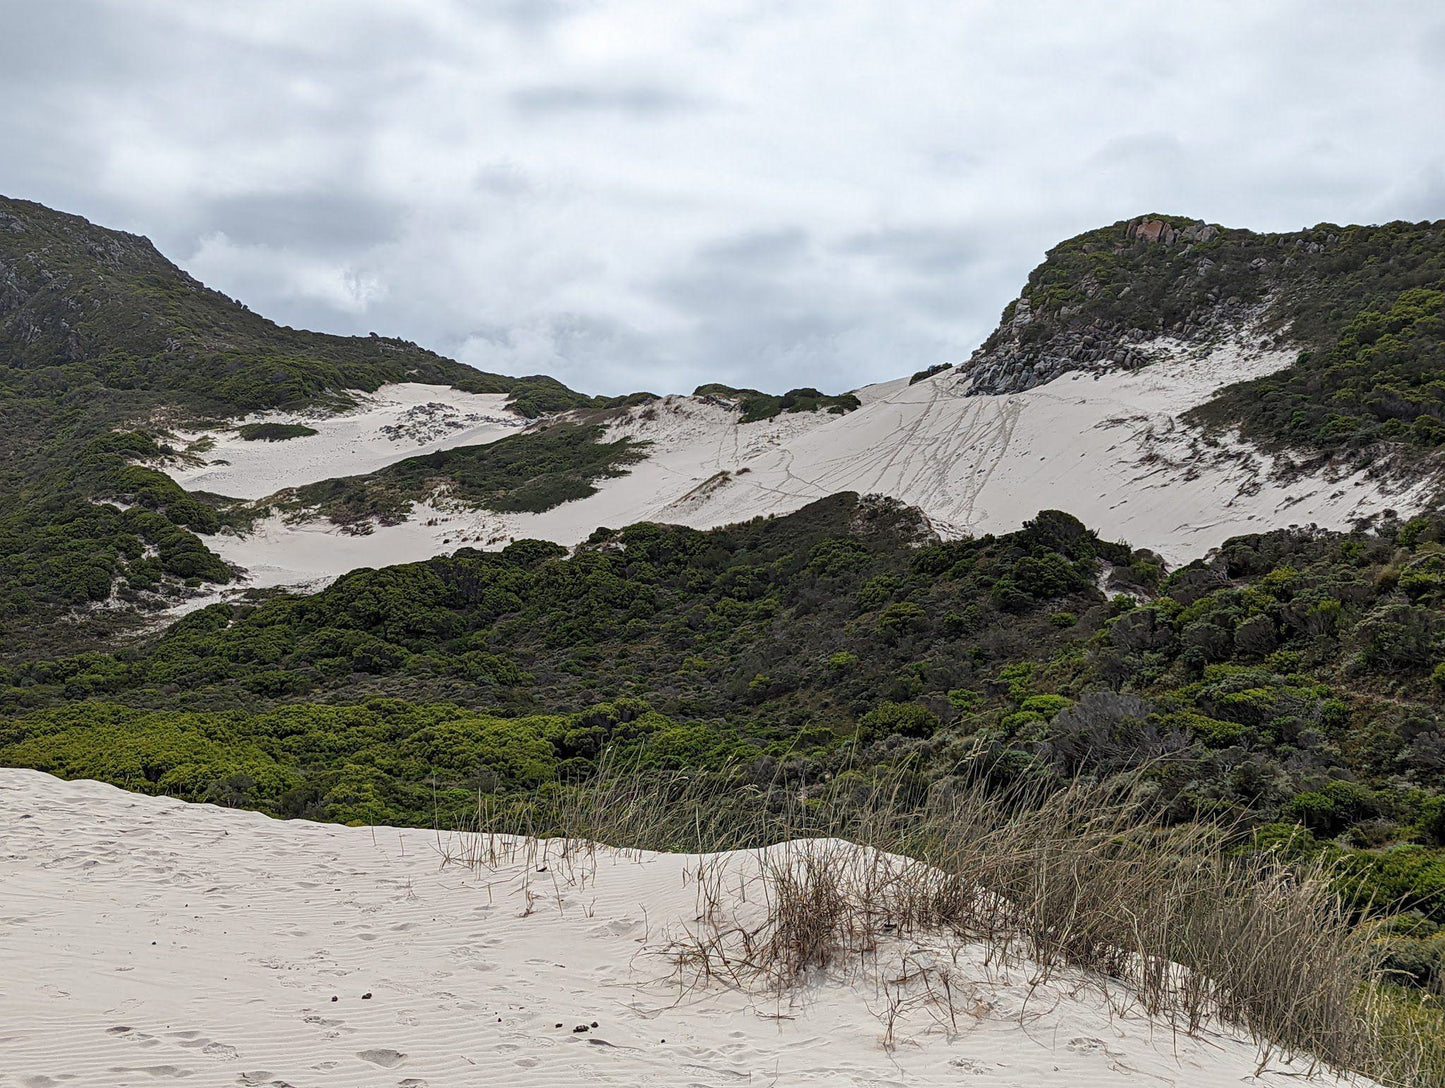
[
  {"left": 165, "top": 383, "right": 525, "bottom": 500},
  {"left": 0, "top": 769, "right": 1371, "bottom": 1087},
  {"left": 182, "top": 334, "right": 1429, "bottom": 594}
]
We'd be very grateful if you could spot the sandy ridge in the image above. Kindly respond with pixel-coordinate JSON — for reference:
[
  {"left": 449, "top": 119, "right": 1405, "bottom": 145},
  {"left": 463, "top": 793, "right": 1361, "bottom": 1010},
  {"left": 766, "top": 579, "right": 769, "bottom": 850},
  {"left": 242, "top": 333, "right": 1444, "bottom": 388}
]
[{"left": 0, "top": 769, "right": 1372, "bottom": 1087}]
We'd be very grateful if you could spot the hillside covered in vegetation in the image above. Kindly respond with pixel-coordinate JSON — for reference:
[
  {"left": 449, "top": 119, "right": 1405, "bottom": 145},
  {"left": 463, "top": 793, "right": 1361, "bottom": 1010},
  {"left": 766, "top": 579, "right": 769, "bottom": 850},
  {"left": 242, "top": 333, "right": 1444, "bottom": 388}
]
[
  {"left": 6, "top": 198, "right": 1445, "bottom": 1002},
  {"left": 692, "top": 382, "right": 862, "bottom": 423},
  {"left": 0, "top": 196, "right": 610, "bottom": 650},
  {"left": 969, "top": 214, "right": 1445, "bottom": 462},
  {"left": 4, "top": 494, "right": 1445, "bottom": 985}
]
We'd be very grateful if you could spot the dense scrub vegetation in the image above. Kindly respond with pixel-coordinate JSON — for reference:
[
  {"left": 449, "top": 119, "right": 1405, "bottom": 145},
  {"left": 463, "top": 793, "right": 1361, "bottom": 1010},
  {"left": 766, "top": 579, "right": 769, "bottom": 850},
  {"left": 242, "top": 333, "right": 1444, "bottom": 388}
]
[
  {"left": 6, "top": 494, "right": 1445, "bottom": 981},
  {"left": 0, "top": 196, "right": 607, "bottom": 645},
  {"left": 693, "top": 382, "right": 861, "bottom": 423},
  {"left": 1195, "top": 286, "right": 1445, "bottom": 453},
  {"left": 981, "top": 213, "right": 1445, "bottom": 457},
  {"left": 236, "top": 422, "right": 318, "bottom": 441},
  {"left": 0, "top": 197, "right": 876, "bottom": 643},
  {"left": 0, "top": 429, "right": 238, "bottom": 656}
]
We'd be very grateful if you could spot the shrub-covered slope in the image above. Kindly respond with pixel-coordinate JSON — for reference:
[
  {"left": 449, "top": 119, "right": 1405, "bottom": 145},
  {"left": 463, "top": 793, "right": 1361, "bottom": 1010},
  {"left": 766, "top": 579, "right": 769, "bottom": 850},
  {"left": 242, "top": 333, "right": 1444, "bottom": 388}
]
[
  {"left": 0, "top": 197, "right": 885, "bottom": 642},
  {"left": 0, "top": 196, "right": 605, "bottom": 648},
  {"left": 0, "top": 196, "right": 593, "bottom": 421},
  {"left": 967, "top": 214, "right": 1445, "bottom": 460},
  {"left": 5, "top": 495, "right": 1445, "bottom": 955},
  {"left": 692, "top": 383, "right": 861, "bottom": 423}
]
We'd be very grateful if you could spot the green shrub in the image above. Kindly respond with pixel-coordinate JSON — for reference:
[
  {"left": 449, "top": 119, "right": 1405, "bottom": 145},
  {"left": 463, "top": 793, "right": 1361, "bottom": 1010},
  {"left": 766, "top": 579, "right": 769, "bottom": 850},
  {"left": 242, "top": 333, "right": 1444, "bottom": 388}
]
[
  {"left": 857, "top": 701, "right": 939, "bottom": 741},
  {"left": 236, "top": 422, "right": 319, "bottom": 441}
]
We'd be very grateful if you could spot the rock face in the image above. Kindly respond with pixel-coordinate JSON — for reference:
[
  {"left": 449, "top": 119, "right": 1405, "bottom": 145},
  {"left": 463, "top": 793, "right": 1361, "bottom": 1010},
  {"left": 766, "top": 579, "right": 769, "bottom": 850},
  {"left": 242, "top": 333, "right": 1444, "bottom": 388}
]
[
  {"left": 961, "top": 215, "right": 1267, "bottom": 396},
  {"left": 1126, "top": 218, "right": 1218, "bottom": 246}
]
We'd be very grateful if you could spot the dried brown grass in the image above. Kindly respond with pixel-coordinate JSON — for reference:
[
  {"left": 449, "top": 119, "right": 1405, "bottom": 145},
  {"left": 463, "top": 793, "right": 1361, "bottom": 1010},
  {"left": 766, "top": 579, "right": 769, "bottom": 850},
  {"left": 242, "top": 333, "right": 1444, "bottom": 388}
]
[{"left": 438, "top": 755, "right": 1441, "bottom": 1086}]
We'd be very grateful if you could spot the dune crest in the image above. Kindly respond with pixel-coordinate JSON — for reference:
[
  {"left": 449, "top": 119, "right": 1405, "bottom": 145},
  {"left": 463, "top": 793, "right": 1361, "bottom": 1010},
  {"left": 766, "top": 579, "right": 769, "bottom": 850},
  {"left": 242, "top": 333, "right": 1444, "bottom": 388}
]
[{"left": 0, "top": 769, "right": 1372, "bottom": 1087}]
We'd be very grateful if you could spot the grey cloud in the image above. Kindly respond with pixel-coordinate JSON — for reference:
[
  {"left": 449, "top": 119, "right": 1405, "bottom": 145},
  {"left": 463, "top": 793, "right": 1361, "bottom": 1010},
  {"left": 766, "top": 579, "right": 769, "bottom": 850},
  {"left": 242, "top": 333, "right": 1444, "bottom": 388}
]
[
  {"left": 200, "top": 192, "right": 406, "bottom": 253},
  {"left": 482, "top": 0, "right": 585, "bottom": 31},
  {"left": 0, "top": 2, "right": 147, "bottom": 85},
  {"left": 1387, "top": 165, "right": 1445, "bottom": 225},
  {"left": 651, "top": 243, "right": 899, "bottom": 390},
  {"left": 459, "top": 322, "right": 518, "bottom": 351},
  {"left": 454, "top": 311, "right": 667, "bottom": 393},
  {"left": 1, "top": 1, "right": 1441, "bottom": 399},
  {"left": 838, "top": 228, "right": 980, "bottom": 275},
  {"left": 656, "top": 265, "right": 799, "bottom": 317},
  {"left": 696, "top": 228, "right": 810, "bottom": 267},
  {"left": 509, "top": 84, "right": 704, "bottom": 116},
  {"left": 473, "top": 163, "right": 534, "bottom": 199}
]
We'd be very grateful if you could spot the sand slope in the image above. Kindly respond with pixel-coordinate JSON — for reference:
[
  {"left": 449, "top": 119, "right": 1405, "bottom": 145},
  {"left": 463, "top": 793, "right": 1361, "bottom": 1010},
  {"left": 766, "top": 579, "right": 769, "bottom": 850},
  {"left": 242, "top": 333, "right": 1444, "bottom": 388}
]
[
  {"left": 183, "top": 335, "right": 1430, "bottom": 594},
  {"left": 164, "top": 384, "right": 525, "bottom": 500},
  {"left": 0, "top": 770, "right": 1370, "bottom": 1087}
]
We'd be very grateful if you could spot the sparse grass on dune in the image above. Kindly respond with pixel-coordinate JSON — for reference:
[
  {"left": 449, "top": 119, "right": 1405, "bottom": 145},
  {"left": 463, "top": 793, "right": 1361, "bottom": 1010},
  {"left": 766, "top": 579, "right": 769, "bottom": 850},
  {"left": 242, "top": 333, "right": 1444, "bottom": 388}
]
[{"left": 441, "top": 755, "right": 1444, "bottom": 1087}]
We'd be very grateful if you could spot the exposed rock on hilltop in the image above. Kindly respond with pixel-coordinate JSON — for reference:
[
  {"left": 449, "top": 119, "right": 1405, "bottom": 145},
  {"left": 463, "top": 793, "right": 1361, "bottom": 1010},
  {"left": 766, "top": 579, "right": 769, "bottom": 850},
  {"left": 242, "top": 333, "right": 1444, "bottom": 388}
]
[
  {"left": 1126, "top": 216, "right": 1219, "bottom": 246},
  {"left": 963, "top": 216, "right": 1247, "bottom": 395},
  {"left": 962, "top": 213, "right": 1443, "bottom": 405}
]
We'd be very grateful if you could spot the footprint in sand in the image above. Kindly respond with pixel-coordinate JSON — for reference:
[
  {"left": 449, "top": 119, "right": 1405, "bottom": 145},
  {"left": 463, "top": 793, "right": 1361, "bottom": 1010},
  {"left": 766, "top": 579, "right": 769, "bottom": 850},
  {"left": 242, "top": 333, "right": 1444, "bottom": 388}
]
[
  {"left": 107, "top": 1066, "right": 189, "bottom": 1079},
  {"left": 947, "top": 1057, "right": 990, "bottom": 1074},
  {"left": 358, "top": 1048, "right": 407, "bottom": 1068},
  {"left": 302, "top": 1012, "right": 353, "bottom": 1035},
  {"left": 107, "top": 1026, "right": 163, "bottom": 1049}
]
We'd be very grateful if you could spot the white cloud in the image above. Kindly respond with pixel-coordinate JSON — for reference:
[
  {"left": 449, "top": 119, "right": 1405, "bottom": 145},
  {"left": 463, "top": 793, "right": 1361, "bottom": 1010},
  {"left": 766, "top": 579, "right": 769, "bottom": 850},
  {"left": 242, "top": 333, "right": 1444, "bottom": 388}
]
[
  {"left": 1, "top": 0, "right": 1441, "bottom": 395},
  {"left": 190, "top": 232, "right": 387, "bottom": 316}
]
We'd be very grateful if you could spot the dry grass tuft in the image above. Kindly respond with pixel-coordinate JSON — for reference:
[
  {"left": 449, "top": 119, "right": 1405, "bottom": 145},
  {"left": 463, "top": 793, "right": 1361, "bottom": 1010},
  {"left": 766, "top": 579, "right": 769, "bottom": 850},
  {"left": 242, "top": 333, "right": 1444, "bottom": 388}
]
[{"left": 438, "top": 754, "right": 1442, "bottom": 1086}]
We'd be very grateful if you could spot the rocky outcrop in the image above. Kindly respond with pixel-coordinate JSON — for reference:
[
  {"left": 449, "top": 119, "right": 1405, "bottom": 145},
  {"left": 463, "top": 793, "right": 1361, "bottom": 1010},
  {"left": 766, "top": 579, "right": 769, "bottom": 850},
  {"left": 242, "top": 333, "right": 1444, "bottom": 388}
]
[
  {"left": 1126, "top": 218, "right": 1218, "bottom": 246},
  {"left": 961, "top": 215, "right": 1278, "bottom": 396},
  {"left": 962, "top": 303, "right": 1165, "bottom": 395}
]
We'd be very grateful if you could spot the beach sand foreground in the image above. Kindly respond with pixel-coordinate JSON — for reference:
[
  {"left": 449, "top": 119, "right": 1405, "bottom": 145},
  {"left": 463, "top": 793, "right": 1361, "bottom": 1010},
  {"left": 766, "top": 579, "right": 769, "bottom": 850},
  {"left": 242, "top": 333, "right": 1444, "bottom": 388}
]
[{"left": 0, "top": 769, "right": 1370, "bottom": 1087}]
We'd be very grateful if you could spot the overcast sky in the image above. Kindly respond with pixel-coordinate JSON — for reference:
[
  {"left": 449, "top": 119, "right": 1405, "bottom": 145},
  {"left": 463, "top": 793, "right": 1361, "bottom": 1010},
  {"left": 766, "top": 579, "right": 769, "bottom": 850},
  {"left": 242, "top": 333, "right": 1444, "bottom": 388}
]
[{"left": 3, "top": 1, "right": 1443, "bottom": 396}]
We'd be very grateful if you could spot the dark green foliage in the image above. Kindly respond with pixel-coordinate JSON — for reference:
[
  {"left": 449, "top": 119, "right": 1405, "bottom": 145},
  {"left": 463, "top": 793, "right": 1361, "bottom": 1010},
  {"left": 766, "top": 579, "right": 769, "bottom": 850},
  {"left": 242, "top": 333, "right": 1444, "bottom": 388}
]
[
  {"left": 7, "top": 197, "right": 1445, "bottom": 981},
  {"left": 693, "top": 383, "right": 861, "bottom": 423},
  {"left": 503, "top": 375, "right": 605, "bottom": 419},
  {"left": 237, "top": 422, "right": 319, "bottom": 441},
  {"left": 998, "top": 216, "right": 1443, "bottom": 362},
  {"left": 857, "top": 701, "right": 939, "bottom": 741},
  {"left": 0, "top": 428, "right": 236, "bottom": 644},
  {"left": 1, "top": 492, "right": 1115, "bottom": 757},
  {"left": 1195, "top": 287, "right": 1445, "bottom": 453},
  {"left": 7, "top": 494, "right": 1445, "bottom": 941},
  {"left": 0, "top": 699, "right": 707, "bottom": 825},
  {"left": 1378, "top": 917, "right": 1445, "bottom": 991},
  {"left": 909, "top": 362, "right": 953, "bottom": 385}
]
